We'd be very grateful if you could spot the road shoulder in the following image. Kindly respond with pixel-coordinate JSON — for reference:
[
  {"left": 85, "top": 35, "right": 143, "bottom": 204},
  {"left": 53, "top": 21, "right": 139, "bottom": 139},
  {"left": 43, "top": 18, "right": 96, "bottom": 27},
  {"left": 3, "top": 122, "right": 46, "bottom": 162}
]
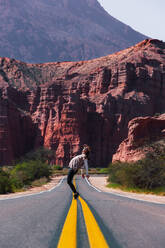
[
  {"left": 89, "top": 176, "right": 165, "bottom": 204},
  {"left": 0, "top": 176, "right": 63, "bottom": 200}
]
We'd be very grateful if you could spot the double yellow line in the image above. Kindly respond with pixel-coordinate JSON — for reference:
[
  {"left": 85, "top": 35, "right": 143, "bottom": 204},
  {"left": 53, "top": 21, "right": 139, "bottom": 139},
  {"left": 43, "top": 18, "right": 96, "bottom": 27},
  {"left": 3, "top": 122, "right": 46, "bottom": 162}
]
[{"left": 57, "top": 178, "right": 109, "bottom": 248}]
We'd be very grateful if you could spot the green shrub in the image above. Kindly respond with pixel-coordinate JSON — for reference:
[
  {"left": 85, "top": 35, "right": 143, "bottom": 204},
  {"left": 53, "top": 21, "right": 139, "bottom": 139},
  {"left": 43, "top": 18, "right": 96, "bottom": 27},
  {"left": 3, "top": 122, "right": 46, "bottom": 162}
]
[
  {"left": 0, "top": 157, "right": 53, "bottom": 194},
  {"left": 99, "top": 168, "right": 109, "bottom": 174},
  {"left": 31, "top": 177, "right": 48, "bottom": 187},
  {"left": 108, "top": 155, "right": 165, "bottom": 190},
  {"left": 135, "top": 155, "right": 165, "bottom": 189},
  {"left": 52, "top": 165, "right": 62, "bottom": 171},
  {"left": 0, "top": 169, "right": 13, "bottom": 194},
  {"left": 10, "top": 160, "right": 52, "bottom": 189}
]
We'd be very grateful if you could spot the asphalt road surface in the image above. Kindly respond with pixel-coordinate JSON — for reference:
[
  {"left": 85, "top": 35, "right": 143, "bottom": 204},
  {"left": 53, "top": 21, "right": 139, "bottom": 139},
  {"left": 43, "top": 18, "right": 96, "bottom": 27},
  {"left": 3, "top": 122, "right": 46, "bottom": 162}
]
[{"left": 0, "top": 176, "right": 165, "bottom": 248}]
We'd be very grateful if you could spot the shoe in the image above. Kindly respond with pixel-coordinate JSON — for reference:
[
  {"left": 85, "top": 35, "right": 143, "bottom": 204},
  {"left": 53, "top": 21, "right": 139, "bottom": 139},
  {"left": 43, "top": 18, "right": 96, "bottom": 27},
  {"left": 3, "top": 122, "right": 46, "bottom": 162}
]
[{"left": 74, "top": 192, "right": 79, "bottom": 199}]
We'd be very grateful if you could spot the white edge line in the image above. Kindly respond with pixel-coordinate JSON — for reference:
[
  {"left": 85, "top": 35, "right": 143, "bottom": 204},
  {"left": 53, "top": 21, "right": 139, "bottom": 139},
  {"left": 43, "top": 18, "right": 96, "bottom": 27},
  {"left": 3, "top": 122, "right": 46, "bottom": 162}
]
[
  {"left": 85, "top": 177, "right": 101, "bottom": 192},
  {"left": 0, "top": 177, "right": 65, "bottom": 201},
  {"left": 104, "top": 191, "right": 165, "bottom": 205},
  {"left": 86, "top": 177, "right": 165, "bottom": 205},
  {"left": 48, "top": 176, "right": 64, "bottom": 191}
]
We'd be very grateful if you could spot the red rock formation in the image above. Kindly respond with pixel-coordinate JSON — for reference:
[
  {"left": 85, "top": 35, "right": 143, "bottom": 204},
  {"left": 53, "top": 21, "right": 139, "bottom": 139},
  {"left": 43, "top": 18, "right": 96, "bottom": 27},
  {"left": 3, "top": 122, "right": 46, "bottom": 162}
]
[
  {"left": 0, "top": 95, "right": 38, "bottom": 165},
  {"left": 0, "top": 39, "right": 165, "bottom": 166},
  {"left": 112, "top": 114, "right": 165, "bottom": 162}
]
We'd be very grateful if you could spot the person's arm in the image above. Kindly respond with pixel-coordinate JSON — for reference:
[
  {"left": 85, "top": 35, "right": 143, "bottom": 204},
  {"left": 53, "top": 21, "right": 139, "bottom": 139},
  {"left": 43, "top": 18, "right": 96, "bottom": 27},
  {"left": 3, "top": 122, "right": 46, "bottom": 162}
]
[
  {"left": 82, "top": 159, "right": 89, "bottom": 178},
  {"left": 84, "top": 159, "right": 88, "bottom": 175}
]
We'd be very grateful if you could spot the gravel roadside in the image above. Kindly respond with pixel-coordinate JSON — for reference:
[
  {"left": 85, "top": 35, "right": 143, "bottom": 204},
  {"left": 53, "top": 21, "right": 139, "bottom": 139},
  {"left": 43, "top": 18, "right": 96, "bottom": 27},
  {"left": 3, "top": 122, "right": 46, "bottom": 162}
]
[
  {"left": 0, "top": 176, "right": 63, "bottom": 200},
  {"left": 89, "top": 176, "right": 165, "bottom": 204}
]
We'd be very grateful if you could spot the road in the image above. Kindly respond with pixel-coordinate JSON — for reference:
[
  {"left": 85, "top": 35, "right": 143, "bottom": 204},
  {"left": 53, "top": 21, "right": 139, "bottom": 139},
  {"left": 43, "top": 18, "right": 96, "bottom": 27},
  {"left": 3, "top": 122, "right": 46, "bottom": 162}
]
[{"left": 0, "top": 176, "right": 165, "bottom": 248}]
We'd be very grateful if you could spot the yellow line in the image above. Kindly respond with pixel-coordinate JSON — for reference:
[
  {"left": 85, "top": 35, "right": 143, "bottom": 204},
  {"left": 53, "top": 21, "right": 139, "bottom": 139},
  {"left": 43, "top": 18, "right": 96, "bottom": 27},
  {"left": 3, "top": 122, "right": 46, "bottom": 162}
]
[
  {"left": 74, "top": 176, "right": 109, "bottom": 247},
  {"left": 79, "top": 197, "right": 109, "bottom": 248},
  {"left": 57, "top": 177, "right": 108, "bottom": 248},
  {"left": 73, "top": 178, "right": 76, "bottom": 189},
  {"left": 57, "top": 197, "right": 77, "bottom": 247}
]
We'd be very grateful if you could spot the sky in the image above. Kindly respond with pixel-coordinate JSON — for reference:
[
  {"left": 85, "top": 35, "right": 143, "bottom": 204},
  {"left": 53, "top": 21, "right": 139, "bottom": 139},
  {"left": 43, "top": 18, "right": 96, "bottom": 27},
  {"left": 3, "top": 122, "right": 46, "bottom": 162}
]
[{"left": 98, "top": 0, "right": 165, "bottom": 41}]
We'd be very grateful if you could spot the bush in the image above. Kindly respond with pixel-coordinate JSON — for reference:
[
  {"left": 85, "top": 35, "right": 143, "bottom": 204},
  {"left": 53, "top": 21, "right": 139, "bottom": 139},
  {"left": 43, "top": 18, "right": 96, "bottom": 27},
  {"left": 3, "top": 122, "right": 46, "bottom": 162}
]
[
  {"left": 31, "top": 177, "right": 48, "bottom": 187},
  {"left": 10, "top": 160, "right": 52, "bottom": 189},
  {"left": 108, "top": 155, "right": 165, "bottom": 190},
  {"left": 98, "top": 168, "right": 109, "bottom": 174},
  {"left": 52, "top": 165, "right": 62, "bottom": 171},
  {"left": 135, "top": 155, "right": 165, "bottom": 189},
  {"left": 108, "top": 140, "right": 165, "bottom": 190},
  {"left": 0, "top": 156, "right": 53, "bottom": 194},
  {"left": 0, "top": 169, "right": 13, "bottom": 194}
]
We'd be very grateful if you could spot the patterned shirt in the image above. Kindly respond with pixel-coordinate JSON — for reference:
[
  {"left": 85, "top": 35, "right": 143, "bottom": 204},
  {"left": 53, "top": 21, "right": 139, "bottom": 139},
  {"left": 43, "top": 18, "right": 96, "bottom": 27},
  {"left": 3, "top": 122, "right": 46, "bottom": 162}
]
[{"left": 69, "top": 154, "right": 89, "bottom": 175}]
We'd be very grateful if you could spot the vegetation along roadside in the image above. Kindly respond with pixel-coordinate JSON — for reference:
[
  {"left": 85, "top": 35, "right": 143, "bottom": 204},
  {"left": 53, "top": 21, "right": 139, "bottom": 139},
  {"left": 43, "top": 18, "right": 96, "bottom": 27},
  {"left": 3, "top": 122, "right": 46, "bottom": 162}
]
[
  {"left": 107, "top": 140, "right": 165, "bottom": 196},
  {"left": 0, "top": 148, "right": 109, "bottom": 194}
]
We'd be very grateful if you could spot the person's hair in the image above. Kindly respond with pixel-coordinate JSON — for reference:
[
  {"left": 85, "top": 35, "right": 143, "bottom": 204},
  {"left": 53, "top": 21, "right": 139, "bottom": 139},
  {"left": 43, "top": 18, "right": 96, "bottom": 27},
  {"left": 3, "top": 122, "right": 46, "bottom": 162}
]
[{"left": 82, "top": 144, "right": 90, "bottom": 159}]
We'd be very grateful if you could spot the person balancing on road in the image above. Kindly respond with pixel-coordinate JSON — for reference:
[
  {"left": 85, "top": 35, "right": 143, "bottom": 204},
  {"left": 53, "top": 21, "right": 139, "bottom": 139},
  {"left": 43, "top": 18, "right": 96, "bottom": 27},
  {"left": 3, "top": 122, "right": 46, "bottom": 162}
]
[{"left": 67, "top": 144, "right": 90, "bottom": 199}]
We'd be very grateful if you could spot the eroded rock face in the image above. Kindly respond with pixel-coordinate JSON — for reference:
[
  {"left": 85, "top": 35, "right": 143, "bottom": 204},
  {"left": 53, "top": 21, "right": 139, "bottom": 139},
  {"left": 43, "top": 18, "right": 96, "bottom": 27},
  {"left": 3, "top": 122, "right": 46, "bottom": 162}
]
[
  {"left": 0, "top": 39, "right": 165, "bottom": 166},
  {"left": 112, "top": 114, "right": 165, "bottom": 162},
  {"left": 0, "top": 96, "right": 38, "bottom": 165}
]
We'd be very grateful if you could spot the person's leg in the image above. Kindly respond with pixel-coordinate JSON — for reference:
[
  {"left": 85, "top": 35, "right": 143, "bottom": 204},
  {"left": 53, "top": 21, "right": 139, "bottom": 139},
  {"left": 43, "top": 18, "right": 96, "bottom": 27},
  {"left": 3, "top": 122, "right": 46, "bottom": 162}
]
[{"left": 67, "top": 168, "right": 77, "bottom": 194}]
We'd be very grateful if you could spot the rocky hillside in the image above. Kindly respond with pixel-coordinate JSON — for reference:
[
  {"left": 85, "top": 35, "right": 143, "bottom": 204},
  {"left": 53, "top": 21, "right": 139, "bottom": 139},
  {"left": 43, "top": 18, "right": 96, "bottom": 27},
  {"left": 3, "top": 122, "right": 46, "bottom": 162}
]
[
  {"left": 0, "top": 39, "right": 165, "bottom": 166},
  {"left": 0, "top": 0, "right": 146, "bottom": 63},
  {"left": 113, "top": 114, "right": 165, "bottom": 162}
]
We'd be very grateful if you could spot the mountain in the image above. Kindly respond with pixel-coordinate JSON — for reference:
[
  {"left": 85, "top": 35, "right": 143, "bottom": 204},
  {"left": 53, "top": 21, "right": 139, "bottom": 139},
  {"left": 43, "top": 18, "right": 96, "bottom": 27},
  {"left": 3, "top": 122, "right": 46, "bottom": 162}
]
[
  {"left": 0, "top": 0, "right": 147, "bottom": 63},
  {"left": 0, "top": 39, "right": 165, "bottom": 166}
]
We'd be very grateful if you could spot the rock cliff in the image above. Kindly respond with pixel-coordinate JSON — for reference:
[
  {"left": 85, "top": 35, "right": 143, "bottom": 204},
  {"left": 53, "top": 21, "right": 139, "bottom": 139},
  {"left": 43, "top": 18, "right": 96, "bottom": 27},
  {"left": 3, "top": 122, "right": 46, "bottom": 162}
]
[
  {"left": 0, "top": 39, "right": 165, "bottom": 166},
  {"left": 112, "top": 114, "right": 165, "bottom": 162}
]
